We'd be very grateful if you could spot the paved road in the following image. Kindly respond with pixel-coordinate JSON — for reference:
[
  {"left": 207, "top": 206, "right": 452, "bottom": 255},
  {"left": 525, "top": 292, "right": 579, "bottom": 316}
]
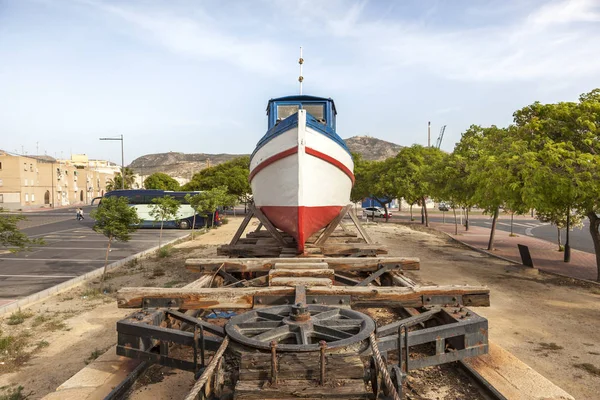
[
  {"left": 0, "top": 206, "right": 189, "bottom": 305},
  {"left": 388, "top": 212, "right": 594, "bottom": 253}
]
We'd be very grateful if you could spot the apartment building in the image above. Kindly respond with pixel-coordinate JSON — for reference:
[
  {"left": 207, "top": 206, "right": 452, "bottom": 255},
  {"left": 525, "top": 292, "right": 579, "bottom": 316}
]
[{"left": 0, "top": 152, "right": 116, "bottom": 210}]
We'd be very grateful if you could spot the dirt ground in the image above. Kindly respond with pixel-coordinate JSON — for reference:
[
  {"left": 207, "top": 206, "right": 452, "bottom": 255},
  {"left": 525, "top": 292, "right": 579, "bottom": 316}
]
[
  {"left": 367, "top": 223, "right": 600, "bottom": 400},
  {"left": 1, "top": 217, "right": 598, "bottom": 399}
]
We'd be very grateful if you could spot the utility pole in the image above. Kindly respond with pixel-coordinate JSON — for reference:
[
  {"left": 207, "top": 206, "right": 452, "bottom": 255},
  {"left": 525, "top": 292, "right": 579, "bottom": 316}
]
[
  {"left": 99, "top": 134, "right": 125, "bottom": 190},
  {"left": 427, "top": 121, "right": 431, "bottom": 147}
]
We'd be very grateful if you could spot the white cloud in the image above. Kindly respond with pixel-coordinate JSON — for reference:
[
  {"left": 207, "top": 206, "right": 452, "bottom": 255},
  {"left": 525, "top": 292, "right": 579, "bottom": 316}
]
[{"left": 79, "top": 0, "right": 285, "bottom": 75}]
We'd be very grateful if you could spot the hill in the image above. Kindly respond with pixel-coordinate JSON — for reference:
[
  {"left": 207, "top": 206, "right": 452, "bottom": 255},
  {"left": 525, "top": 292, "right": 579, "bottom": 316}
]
[
  {"left": 344, "top": 135, "right": 404, "bottom": 161},
  {"left": 128, "top": 136, "right": 402, "bottom": 180}
]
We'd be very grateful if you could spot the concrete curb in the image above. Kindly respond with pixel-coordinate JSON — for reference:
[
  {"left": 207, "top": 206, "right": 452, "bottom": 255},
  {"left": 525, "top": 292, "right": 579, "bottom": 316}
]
[
  {"left": 0, "top": 234, "right": 190, "bottom": 317},
  {"left": 437, "top": 230, "right": 600, "bottom": 288}
]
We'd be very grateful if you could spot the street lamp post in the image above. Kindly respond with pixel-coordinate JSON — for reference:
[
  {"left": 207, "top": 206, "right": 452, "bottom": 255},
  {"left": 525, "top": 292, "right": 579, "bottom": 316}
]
[{"left": 99, "top": 135, "right": 124, "bottom": 190}]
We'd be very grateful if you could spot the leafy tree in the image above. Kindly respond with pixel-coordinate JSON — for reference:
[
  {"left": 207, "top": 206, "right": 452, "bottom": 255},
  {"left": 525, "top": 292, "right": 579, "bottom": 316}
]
[
  {"left": 0, "top": 208, "right": 44, "bottom": 251},
  {"left": 144, "top": 173, "right": 181, "bottom": 191},
  {"left": 536, "top": 208, "right": 584, "bottom": 251},
  {"left": 514, "top": 89, "right": 600, "bottom": 278},
  {"left": 90, "top": 197, "right": 141, "bottom": 283},
  {"left": 106, "top": 167, "right": 136, "bottom": 191},
  {"left": 149, "top": 195, "right": 181, "bottom": 249},
  {"left": 390, "top": 145, "right": 444, "bottom": 227},
  {"left": 350, "top": 153, "right": 370, "bottom": 203},
  {"left": 185, "top": 186, "right": 236, "bottom": 237},
  {"left": 456, "top": 125, "right": 528, "bottom": 250},
  {"left": 183, "top": 157, "right": 251, "bottom": 208}
]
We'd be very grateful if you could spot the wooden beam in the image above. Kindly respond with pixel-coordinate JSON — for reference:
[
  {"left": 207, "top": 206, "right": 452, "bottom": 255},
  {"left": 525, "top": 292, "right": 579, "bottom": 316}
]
[
  {"left": 251, "top": 204, "right": 290, "bottom": 247},
  {"left": 186, "top": 257, "right": 420, "bottom": 273},
  {"left": 229, "top": 208, "right": 255, "bottom": 246},
  {"left": 315, "top": 204, "right": 353, "bottom": 246},
  {"left": 320, "top": 243, "right": 387, "bottom": 256},
  {"left": 116, "top": 285, "right": 489, "bottom": 309},
  {"left": 270, "top": 277, "right": 332, "bottom": 287},
  {"left": 348, "top": 207, "right": 372, "bottom": 244}
]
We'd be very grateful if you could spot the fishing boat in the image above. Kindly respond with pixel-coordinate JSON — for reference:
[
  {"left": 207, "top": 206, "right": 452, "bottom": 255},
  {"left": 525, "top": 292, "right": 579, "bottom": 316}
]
[{"left": 249, "top": 95, "right": 354, "bottom": 252}]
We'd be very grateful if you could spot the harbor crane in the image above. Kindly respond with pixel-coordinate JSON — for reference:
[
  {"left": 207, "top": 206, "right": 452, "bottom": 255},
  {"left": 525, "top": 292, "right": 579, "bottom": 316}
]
[{"left": 435, "top": 125, "right": 446, "bottom": 149}]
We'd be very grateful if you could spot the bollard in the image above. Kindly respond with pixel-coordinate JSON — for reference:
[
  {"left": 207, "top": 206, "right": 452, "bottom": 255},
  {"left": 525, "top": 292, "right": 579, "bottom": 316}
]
[
  {"left": 319, "top": 340, "right": 327, "bottom": 385},
  {"left": 270, "top": 340, "right": 278, "bottom": 385}
]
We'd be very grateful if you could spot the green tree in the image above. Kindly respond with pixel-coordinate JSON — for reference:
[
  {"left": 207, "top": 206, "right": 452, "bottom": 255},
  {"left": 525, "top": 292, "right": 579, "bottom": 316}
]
[
  {"left": 390, "top": 145, "right": 444, "bottom": 227},
  {"left": 0, "top": 208, "right": 44, "bottom": 251},
  {"left": 90, "top": 197, "right": 141, "bottom": 283},
  {"left": 149, "top": 195, "right": 181, "bottom": 249},
  {"left": 514, "top": 89, "right": 600, "bottom": 279},
  {"left": 183, "top": 157, "right": 251, "bottom": 208},
  {"left": 144, "top": 173, "right": 181, "bottom": 191},
  {"left": 185, "top": 186, "right": 236, "bottom": 237},
  {"left": 106, "top": 167, "right": 136, "bottom": 191}
]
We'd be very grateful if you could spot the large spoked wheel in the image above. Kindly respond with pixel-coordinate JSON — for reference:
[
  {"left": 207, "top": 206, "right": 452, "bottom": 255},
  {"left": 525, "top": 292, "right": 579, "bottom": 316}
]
[{"left": 225, "top": 304, "right": 375, "bottom": 352}]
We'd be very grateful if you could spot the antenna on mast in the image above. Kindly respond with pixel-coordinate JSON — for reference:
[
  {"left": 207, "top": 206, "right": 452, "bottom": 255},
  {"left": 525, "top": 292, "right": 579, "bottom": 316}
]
[{"left": 298, "top": 46, "right": 304, "bottom": 94}]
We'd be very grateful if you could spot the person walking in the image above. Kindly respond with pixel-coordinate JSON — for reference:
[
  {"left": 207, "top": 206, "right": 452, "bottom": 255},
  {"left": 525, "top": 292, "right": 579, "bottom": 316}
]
[
  {"left": 79, "top": 208, "right": 85, "bottom": 220},
  {"left": 76, "top": 208, "right": 81, "bottom": 221}
]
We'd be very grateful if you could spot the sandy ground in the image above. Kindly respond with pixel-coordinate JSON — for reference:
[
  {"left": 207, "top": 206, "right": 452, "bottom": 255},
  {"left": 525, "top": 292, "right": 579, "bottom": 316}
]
[
  {"left": 1, "top": 217, "right": 598, "bottom": 399},
  {"left": 367, "top": 223, "right": 600, "bottom": 400},
  {"left": 0, "top": 219, "right": 242, "bottom": 399}
]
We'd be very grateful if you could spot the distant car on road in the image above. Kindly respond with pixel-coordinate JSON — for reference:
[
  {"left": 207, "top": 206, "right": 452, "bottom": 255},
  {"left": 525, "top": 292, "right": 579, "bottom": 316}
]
[
  {"left": 363, "top": 207, "right": 392, "bottom": 218},
  {"left": 438, "top": 202, "right": 450, "bottom": 211}
]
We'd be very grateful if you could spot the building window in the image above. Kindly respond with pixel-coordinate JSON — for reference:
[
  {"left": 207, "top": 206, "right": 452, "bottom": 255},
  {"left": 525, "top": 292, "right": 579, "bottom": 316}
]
[
  {"left": 25, "top": 193, "right": 29, "bottom": 202},
  {"left": 0, "top": 179, "right": 3, "bottom": 186},
  {"left": 31, "top": 194, "right": 35, "bottom": 202},
  {"left": 0, "top": 161, "right": 2, "bottom": 169},
  {"left": 24, "top": 163, "right": 28, "bottom": 171},
  {"left": 30, "top": 164, "right": 33, "bottom": 171},
  {"left": 24, "top": 179, "right": 28, "bottom": 186}
]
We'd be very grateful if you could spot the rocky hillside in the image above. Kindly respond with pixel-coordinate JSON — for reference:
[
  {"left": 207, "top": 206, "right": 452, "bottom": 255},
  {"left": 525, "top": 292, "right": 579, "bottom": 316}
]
[
  {"left": 128, "top": 136, "right": 402, "bottom": 179},
  {"left": 128, "top": 152, "right": 247, "bottom": 180},
  {"left": 344, "top": 136, "right": 403, "bottom": 161}
]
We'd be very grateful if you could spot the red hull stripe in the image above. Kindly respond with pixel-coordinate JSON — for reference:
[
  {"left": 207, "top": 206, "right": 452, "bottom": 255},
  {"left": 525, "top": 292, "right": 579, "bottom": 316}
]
[
  {"left": 305, "top": 147, "right": 355, "bottom": 184},
  {"left": 249, "top": 146, "right": 298, "bottom": 182}
]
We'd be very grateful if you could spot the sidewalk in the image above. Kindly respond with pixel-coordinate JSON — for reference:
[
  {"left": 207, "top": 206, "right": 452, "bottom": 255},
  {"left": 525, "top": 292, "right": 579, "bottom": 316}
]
[{"left": 427, "top": 220, "right": 598, "bottom": 282}]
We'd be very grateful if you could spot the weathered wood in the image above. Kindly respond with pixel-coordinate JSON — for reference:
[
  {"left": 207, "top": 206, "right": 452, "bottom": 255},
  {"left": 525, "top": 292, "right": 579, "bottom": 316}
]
[
  {"left": 217, "top": 245, "right": 283, "bottom": 257},
  {"left": 252, "top": 205, "right": 290, "bottom": 247},
  {"left": 320, "top": 243, "right": 387, "bottom": 256},
  {"left": 273, "top": 262, "right": 329, "bottom": 270},
  {"left": 186, "top": 257, "right": 420, "bottom": 273},
  {"left": 239, "top": 353, "right": 364, "bottom": 381},
  {"left": 388, "top": 272, "right": 418, "bottom": 288},
  {"left": 184, "top": 336, "right": 229, "bottom": 400},
  {"left": 315, "top": 204, "right": 353, "bottom": 246},
  {"left": 229, "top": 209, "right": 255, "bottom": 246},
  {"left": 270, "top": 277, "right": 333, "bottom": 287},
  {"left": 269, "top": 268, "right": 334, "bottom": 280},
  {"left": 348, "top": 207, "right": 372, "bottom": 244},
  {"left": 234, "top": 379, "right": 371, "bottom": 399},
  {"left": 117, "top": 285, "right": 490, "bottom": 309}
]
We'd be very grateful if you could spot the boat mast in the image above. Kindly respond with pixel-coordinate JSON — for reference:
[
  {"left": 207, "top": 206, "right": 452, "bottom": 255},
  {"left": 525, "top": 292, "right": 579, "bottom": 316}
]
[{"left": 298, "top": 46, "right": 304, "bottom": 94}]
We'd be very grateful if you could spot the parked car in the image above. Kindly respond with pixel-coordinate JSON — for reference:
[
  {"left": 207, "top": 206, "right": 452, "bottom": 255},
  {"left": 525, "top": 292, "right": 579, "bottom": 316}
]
[
  {"left": 438, "top": 202, "right": 450, "bottom": 212},
  {"left": 364, "top": 207, "right": 392, "bottom": 218}
]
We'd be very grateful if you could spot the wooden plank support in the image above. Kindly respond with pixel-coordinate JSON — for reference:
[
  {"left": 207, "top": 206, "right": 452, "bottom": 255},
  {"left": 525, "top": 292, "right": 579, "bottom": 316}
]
[
  {"left": 319, "top": 244, "right": 387, "bottom": 256},
  {"left": 251, "top": 204, "right": 290, "bottom": 247},
  {"left": 116, "top": 285, "right": 490, "bottom": 309},
  {"left": 270, "top": 277, "right": 333, "bottom": 287},
  {"left": 229, "top": 208, "right": 255, "bottom": 246},
  {"left": 269, "top": 268, "right": 334, "bottom": 280},
  {"left": 234, "top": 379, "right": 371, "bottom": 399},
  {"left": 348, "top": 207, "right": 372, "bottom": 244},
  {"left": 314, "top": 204, "right": 353, "bottom": 246},
  {"left": 186, "top": 257, "right": 420, "bottom": 273},
  {"left": 273, "top": 262, "right": 329, "bottom": 270},
  {"left": 238, "top": 353, "right": 364, "bottom": 381}
]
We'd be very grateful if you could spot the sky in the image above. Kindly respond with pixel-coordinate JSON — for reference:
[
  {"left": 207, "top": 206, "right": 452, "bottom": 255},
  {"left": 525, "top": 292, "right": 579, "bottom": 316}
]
[{"left": 1, "top": 0, "right": 599, "bottom": 166}]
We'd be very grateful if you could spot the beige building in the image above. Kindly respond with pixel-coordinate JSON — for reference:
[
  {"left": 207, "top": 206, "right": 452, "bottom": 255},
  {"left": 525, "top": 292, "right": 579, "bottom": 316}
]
[{"left": 0, "top": 152, "right": 116, "bottom": 210}]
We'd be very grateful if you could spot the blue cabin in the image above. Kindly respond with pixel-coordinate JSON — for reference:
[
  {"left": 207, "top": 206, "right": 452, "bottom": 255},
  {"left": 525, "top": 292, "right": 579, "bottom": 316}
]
[{"left": 266, "top": 95, "right": 337, "bottom": 131}]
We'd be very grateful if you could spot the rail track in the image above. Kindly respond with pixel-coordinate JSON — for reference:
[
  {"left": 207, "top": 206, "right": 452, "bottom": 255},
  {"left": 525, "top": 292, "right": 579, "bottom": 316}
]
[{"left": 107, "top": 206, "right": 501, "bottom": 400}]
